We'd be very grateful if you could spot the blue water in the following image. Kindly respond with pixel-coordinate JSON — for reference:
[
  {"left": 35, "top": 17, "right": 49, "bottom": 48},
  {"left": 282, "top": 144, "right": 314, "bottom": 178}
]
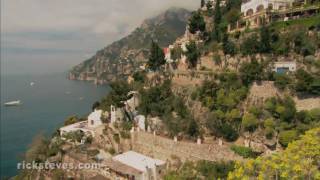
[{"left": 0, "top": 73, "right": 109, "bottom": 178}]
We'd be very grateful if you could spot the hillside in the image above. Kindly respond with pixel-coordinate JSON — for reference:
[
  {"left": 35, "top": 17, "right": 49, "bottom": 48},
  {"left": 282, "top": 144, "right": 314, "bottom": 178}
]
[{"left": 69, "top": 7, "right": 191, "bottom": 84}]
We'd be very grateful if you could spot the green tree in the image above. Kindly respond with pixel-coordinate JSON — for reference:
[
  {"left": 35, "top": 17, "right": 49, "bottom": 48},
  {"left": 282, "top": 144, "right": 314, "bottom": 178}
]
[
  {"left": 242, "top": 113, "right": 259, "bottom": 132},
  {"left": 295, "top": 68, "right": 314, "bottom": 93},
  {"left": 240, "top": 34, "right": 260, "bottom": 55},
  {"left": 274, "top": 73, "right": 291, "bottom": 90},
  {"left": 212, "top": 0, "right": 222, "bottom": 41},
  {"left": 239, "top": 59, "right": 263, "bottom": 86},
  {"left": 147, "top": 41, "right": 165, "bottom": 71},
  {"left": 188, "top": 11, "right": 206, "bottom": 34},
  {"left": 201, "top": 0, "right": 205, "bottom": 8},
  {"left": 259, "top": 25, "right": 271, "bottom": 53},
  {"left": 279, "top": 130, "right": 299, "bottom": 147},
  {"left": 222, "top": 34, "right": 237, "bottom": 56},
  {"left": 185, "top": 41, "right": 200, "bottom": 68}
]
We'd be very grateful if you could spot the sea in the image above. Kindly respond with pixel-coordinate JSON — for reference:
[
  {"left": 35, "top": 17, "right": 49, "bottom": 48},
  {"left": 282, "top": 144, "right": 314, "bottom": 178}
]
[{"left": 0, "top": 73, "right": 109, "bottom": 178}]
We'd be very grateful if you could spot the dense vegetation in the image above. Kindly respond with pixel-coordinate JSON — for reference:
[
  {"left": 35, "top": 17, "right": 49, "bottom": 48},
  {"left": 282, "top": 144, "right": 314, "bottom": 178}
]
[
  {"left": 228, "top": 128, "right": 320, "bottom": 179},
  {"left": 138, "top": 80, "right": 199, "bottom": 138},
  {"left": 165, "top": 160, "right": 235, "bottom": 179}
]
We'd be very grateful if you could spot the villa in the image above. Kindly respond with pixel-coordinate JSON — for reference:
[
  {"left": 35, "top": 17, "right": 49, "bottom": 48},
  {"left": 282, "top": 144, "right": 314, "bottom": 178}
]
[{"left": 228, "top": 0, "right": 320, "bottom": 31}]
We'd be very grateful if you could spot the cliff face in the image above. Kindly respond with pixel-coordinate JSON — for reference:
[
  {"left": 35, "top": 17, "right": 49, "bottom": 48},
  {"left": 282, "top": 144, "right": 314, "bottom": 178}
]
[{"left": 69, "top": 8, "right": 191, "bottom": 84}]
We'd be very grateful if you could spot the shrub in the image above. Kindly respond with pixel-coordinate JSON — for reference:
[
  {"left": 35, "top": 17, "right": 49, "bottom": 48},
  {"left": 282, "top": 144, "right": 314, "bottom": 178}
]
[
  {"left": 230, "top": 145, "right": 257, "bottom": 158},
  {"left": 274, "top": 73, "right": 291, "bottom": 90},
  {"left": 120, "top": 131, "right": 131, "bottom": 139},
  {"left": 113, "top": 133, "right": 120, "bottom": 144},
  {"left": 242, "top": 113, "right": 259, "bottom": 132},
  {"left": 279, "top": 130, "right": 299, "bottom": 147},
  {"left": 64, "top": 116, "right": 78, "bottom": 126},
  {"left": 107, "top": 147, "right": 116, "bottom": 155}
]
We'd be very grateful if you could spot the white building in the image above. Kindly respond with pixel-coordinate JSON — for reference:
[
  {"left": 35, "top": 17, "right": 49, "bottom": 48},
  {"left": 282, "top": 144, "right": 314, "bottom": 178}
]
[
  {"left": 110, "top": 105, "right": 124, "bottom": 124},
  {"left": 241, "top": 0, "right": 293, "bottom": 16},
  {"left": 239, "top": 0, "right": 293, "bottom": 29},
  {"left": 135, "top": 115, "right": 146, "bottom": 131},
  {"left": 273, "top": 61, "right": 297, "bottom": 73},
  {"left": 59, "top": 121, "right": 94, "bottom": 137},
  {"left": 88, "top": 109, "right": 103, "bottom": 128},
  {"left": 112, "top": 151, "right": 166, "bottom": 180}
]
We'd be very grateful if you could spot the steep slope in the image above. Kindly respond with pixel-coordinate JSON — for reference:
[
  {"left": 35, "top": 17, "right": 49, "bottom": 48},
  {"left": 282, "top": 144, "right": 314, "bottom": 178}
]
[{"left": 69, "top": 8, "right": 191, "bottom": 83}]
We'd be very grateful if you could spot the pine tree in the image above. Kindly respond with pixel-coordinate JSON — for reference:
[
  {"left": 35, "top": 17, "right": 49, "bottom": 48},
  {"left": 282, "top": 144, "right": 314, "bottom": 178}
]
[
  {"left": 147, "top": 41, "right": 165, "bottom": 71},
  {"left": 201, "top": 0, "right": 205, "bottom": 8},
  {"left": 212, "top": 0, "right": 222, "bottom": 41},
  {"left": 259, "top": 25, "right": 271, "bottom": 53},
  {"left": 188, "top": 11, "right": 206, "bottom": 34},
  {"left": 222, "top": 33, "right": 237, "bottom": 56},
  {"left": 185, "top": 41, "right": 200, "bottom": 68}
]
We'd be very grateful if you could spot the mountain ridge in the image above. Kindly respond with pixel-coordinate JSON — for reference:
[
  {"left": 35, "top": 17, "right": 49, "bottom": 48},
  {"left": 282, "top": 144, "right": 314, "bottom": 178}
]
[{"left": 69, "top": 7, "right": 191, "bottom": 83}]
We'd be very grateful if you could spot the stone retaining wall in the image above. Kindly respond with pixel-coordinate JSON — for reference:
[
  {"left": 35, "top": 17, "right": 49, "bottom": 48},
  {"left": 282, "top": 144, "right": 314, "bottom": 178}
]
[{"left": 130, "top": 131, "right": 241, "bottom": 162}]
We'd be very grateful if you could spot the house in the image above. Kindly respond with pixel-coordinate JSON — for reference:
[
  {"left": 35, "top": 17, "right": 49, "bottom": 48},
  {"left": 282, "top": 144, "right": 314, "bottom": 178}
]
[
  {"left": 59, "top": 121, "right": 94, "bottom": 137},
  {"left": 103, "top": 151, "right": 166, "bottom": 180},
  {"left": 59, "top": 109, "right": 104, "bottom": 138},
  {"left": 88, "top": 109, "right": 103, "bottom": 128},
  {"left": 273, "top": 61, "right": 297, "bottom": 73},
  {"left": 241, "top": 0, "right": 294, "bottom": 29}
]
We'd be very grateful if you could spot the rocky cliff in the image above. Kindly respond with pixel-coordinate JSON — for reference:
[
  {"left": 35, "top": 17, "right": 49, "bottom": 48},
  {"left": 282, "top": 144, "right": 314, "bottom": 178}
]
[{"left": 69, "top": 8, "right": 191, "bottom": 84}]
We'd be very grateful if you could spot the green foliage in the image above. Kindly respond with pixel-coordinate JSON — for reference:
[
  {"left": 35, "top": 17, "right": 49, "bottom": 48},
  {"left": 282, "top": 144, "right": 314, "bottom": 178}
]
[
  {"left": 213, "top": 54, "right": 222, "bottom": 66},
  {"left": 170, "top": 45, "right": 182, "bottom": 61},
  {"left": 148, "top": 41, "right": 166, "bottom": 71},
  {"left": 259, "top": 25, "right": 271, "bottom": 53},
  {"left": 139, "top": 80, "right": 199, "bottom": 137},
  {"left": 279, "top": 130, "right": 299, "bottom": 147},
  {"left": 185, "top": 41, "right": 200, "bottom": 68},
  {"left": 64, "top": 116, "right": 79, "bottom": 126},
  {"left": 222, "top": 34, "right": 237, "bottom": 56},
  {"left": 240, "top": 34, "right": 260, "bottom": 55},
  {"left": 242, "top": 113, "right": 259, "bottom": 132},
  {"left": 113, "top": 133, "right": 120, "bottom": 144},
  {"left": 63, "top": 130, "right": 85, "bottom": 143},
  {"left": 239, "top": 59, "right": 263, "bottom": 86},
  {"left": 230, "top": 145, "right": 257, "bottom": 158},
  {"left": 201, "top": 0, "right": 205, "bottom": 8},
  {"left": 265, "top": 96, "right": 296, "bottom": 122},
  {"left": 274, "top": 73, "right": 292, "bottom": 90},
  {"left": 188, "top": 11, "right": 206, "bottom": 34},
  {"left": 107, "top": 147, "right": 116, "bottom": 155},
  {"left": 100, "top": 80, "right": 132, "bottom": 109},
  {"left": 120, "top": 130, "right": 131, "bottom": 139},
  {"left": 228, "top": 128, "right": 320, "bottom": 179},
  {"left": 207, "top": 111, "right": 239, "bottom": 141},
  {"left": 92, "top": 101, "right": 100, "bottom": 111},
  {"left": 132, "top": 71, "right": 146, "bottom": 83},
  {"left": 295, "top": 68, "right": 319, "bottom": 95},
  {"left": 164, "top": 160, "right": 235, "bottom": 179}
]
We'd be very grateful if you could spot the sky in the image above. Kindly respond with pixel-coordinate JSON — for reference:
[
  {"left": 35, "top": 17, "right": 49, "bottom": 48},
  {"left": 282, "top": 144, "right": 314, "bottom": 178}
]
[{"left": 0, "top": 0, "right": 198, "bottom": 75}]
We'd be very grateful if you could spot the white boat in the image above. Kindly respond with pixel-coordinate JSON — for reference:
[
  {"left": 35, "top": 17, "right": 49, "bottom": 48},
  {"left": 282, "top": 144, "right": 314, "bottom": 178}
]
[
  {"left": 4, "top": 100, "right": 22, "bottom": 106},
  {"left": 30, "top": 82, "right": 35, "bottom": 86}
]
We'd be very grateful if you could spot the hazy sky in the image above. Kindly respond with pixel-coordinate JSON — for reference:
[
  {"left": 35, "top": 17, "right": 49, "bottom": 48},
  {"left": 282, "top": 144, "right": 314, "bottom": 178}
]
[{"left": 0, "top": 0, "right": 198, "bottom": 75}]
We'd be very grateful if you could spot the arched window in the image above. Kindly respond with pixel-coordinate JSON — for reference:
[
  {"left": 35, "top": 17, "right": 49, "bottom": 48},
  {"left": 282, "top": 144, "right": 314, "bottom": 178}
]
[
  {"left": 256, "top": 4, "right": 264, "bottom": 12},
  {"left": 246, "top": 9, "right": 254, "bottom": 16}
]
